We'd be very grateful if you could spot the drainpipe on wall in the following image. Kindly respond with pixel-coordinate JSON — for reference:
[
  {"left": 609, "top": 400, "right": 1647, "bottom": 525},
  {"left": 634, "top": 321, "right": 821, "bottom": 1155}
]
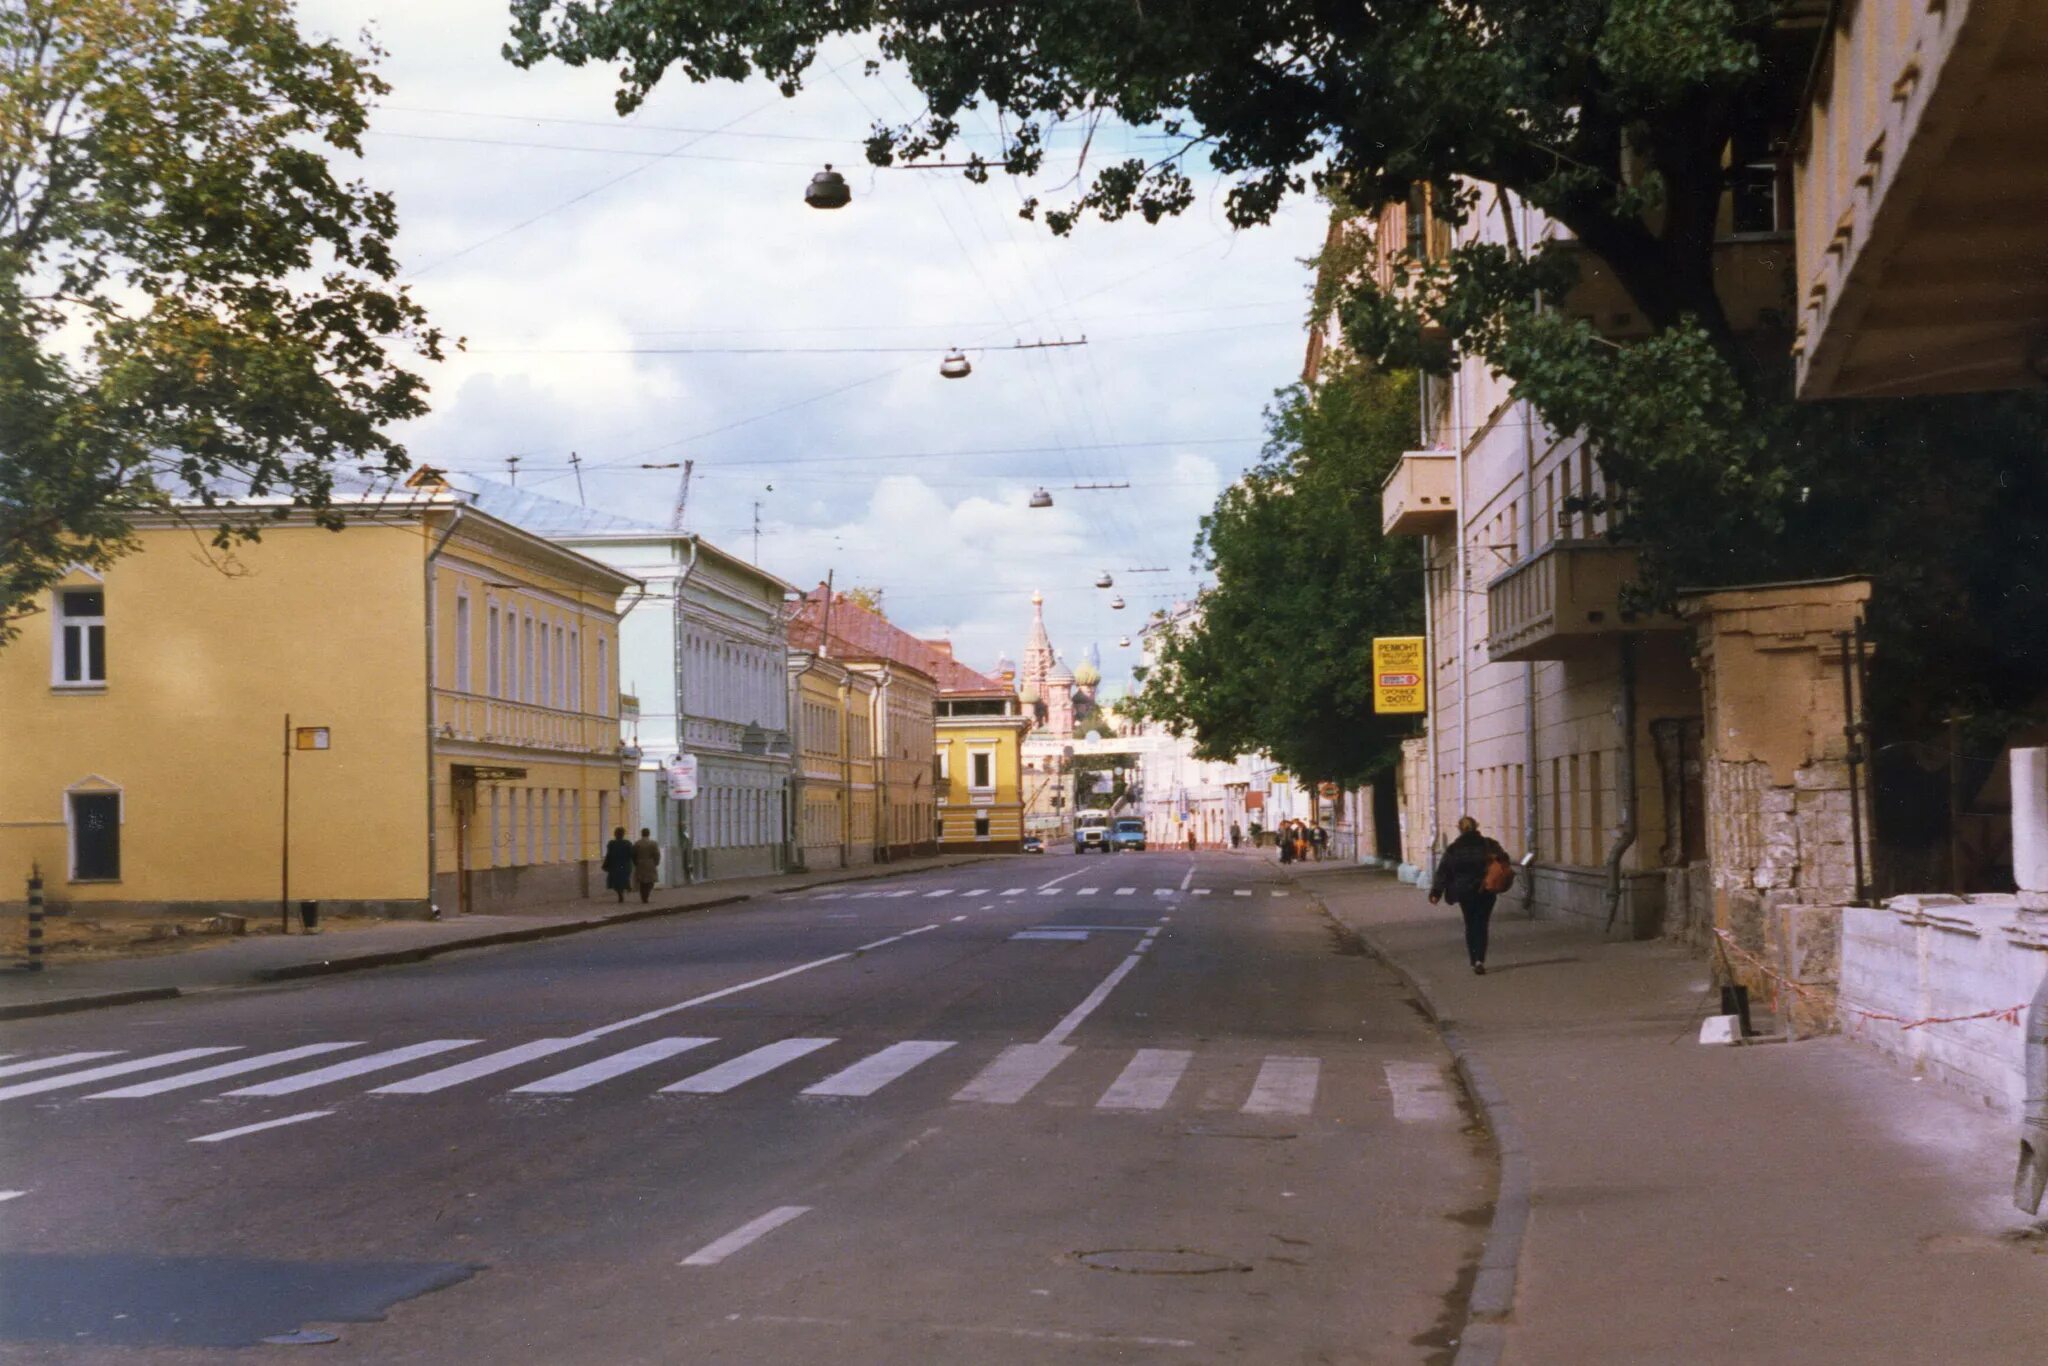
[
  {"left": 424, "top": 504, "right": 467, "bottom": 920},
  {"left": 1423, "top": 547, "right": 1441, "bottom": 865},
  {"left": 672, "top": 537, "right": 700, "bottom": 885},
  {"left": 1521, "top": 398, "right": 1541, "bottom": 915},
  {"left": 1455, "top": 380, "right": 1471, "bottom": 827},
  {"left": 1603, "top": 634, "right": 1640, "bottom": 934}
]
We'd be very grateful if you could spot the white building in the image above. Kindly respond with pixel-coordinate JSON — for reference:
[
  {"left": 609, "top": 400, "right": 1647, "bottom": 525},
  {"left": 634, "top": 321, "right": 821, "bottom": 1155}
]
[{"left": 1133, "top": 601, "right": 1288, "bottom": 848}]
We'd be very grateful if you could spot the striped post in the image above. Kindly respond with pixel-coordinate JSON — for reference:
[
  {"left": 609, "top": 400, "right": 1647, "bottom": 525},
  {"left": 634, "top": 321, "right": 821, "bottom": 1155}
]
[{"left": 25, "top": 863, "right": 45, "bottom": 973}]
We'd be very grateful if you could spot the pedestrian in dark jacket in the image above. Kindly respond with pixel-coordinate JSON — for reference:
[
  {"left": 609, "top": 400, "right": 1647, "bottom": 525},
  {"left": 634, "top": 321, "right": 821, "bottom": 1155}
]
[
  {"left": 1278, "top": 820, "right": 1295, "bottom": 864},
  {"left": 1229, "top": 823, "right": 1242, "bottom": 850},
  {"left": 601, "top": 827, "right": 635, "bottom": 903},
  {"left": 631, "top": 828, "right": 662, "bottom": 903},
  {"left": 1430, "top": 816, "right": 1507, "bottom": 974}
]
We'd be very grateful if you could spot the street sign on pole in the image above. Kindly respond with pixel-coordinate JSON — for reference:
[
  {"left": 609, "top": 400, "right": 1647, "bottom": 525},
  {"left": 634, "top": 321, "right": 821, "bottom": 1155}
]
[
  {"left": 1372, "top": 637, "right": 1427, "bottom": 714},
  {"left": 668, "top": 754, "right": 699, "bottom": 801}
]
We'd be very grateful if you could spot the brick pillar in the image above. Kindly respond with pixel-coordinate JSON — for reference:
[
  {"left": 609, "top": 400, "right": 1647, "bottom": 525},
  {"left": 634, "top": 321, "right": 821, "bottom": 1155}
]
[{"left": 1677, "top": 578, "right": 1872, "bottom": 1003}]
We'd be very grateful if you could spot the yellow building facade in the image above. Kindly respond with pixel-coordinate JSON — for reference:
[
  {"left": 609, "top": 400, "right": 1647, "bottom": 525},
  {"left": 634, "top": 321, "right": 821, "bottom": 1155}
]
[
  {"left": 934, "top": 691, "right": 1029, "bottom": 852},
  {"left": 786, "top": 651, "right": 877, "bottom": 871},
  {"left": 0, "top": 491, "right": 633, "bottom": 917}
]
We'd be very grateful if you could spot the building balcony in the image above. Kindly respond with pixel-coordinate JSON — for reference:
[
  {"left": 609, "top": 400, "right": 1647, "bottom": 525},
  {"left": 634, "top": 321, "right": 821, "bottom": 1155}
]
[
  {"left": 432, "top": 690, "right": 620, "bottom": 755},
  {"left": 1486, "top": 541, "right": 1681, "bottom": 662},
  {"left": 1381, "top": 452, "right": 1457, "bottom": 537},
  {"left": 1562, "top": 236, "right": 1796, "bottom": 342},
  {"left": 1791, "top": 0, "right": 2048, "bottom": 397}
]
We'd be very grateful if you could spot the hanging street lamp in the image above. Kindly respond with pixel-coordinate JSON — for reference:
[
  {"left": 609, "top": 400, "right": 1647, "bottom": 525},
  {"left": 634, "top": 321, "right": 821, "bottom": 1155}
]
[
  {"left": 1029, "top": 487, "right": 1054, "bottom": 508},
  {"left": 939, "top": 349, "right": 972, "bottom": 379},
  {"left": 805, "top": 165, "right": 852, "bottom": 210}
]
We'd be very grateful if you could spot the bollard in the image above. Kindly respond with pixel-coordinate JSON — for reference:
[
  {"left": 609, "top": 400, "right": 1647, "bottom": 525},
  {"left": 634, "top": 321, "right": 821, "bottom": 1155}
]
[
  {"left": 25, "top": 865, "right": 45, "bottom": 973},
  {"left": 299, "top": 899, "right": 320, "bottom": 934},
  {"left": 1720, "top": 984, "right": 1754, "bottom": 1037}
]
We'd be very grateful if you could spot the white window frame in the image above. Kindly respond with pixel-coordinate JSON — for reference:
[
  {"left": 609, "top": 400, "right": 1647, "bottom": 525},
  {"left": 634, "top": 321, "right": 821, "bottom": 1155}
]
[
  {"left": 554, "top": 625, "right": 566, "bottom": 708},
  {"left": 597, "top": 636, "right": 609, "bottom": 715},
  {"left": 487, "top": 604, "right": 502, "bottom": 698},
  {"left": 51, "top": 584, "right": 107, "bottom": 689},
  {"left": 522, "top": 615, "right": 536, "bottom": 704},
  {"left": 969, "top": 747, "right": 995, "bottom": 793},
  {"left": 454, "top": 593, "right": 472, "bottom": 693},
  {"left": 537, "top": 618, "right": 551, "bottom": 709},
  {"left": 568, "top": 628, "right": 580, "bottom": 712}
]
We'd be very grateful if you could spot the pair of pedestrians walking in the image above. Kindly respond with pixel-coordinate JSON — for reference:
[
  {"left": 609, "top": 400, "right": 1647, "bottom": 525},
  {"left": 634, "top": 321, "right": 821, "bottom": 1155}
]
[
  {"left": 601, "top": 828, "right": 663, "bottom": 903},
  {"left": 1429, "top": 816, "right": 1513, "bottom": 974}
]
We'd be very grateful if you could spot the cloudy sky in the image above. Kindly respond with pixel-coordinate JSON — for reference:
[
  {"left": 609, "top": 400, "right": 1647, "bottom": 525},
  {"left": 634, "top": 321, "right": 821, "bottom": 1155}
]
[{"left": 302, "top": 0, "right": 1324, "bottom": 691}]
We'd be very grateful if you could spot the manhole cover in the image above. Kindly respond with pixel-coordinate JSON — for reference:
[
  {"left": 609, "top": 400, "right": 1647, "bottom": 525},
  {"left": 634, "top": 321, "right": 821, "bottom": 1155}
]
[{"left": 1075, "top": 1248, "right": 1252, "bottom": 1276}]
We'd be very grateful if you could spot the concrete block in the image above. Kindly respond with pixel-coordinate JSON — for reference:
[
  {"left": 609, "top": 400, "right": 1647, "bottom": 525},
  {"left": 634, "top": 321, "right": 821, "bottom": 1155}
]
[
  {"left": 1760, "top": 787, "right": 1796, "bottom": 815},
  {"left": 1699, "top": 1015, "right": 1743, "bottom": 1045}
]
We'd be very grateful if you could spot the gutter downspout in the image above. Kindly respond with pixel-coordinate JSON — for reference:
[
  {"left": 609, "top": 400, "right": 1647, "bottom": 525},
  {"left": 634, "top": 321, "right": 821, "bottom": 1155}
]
[
  {"left": 2019, "top": 969, "right": 2048, "bottom": 1213},
  {"left": 424, "top": 506, "right": 466, "bottom": 919},
  {"left": 1456, "top": 382, "right": 1471, "bottom": 827},
  {"left": 1423, "top": 544, "right": 1441, "bottom": 869},
  {"left": 1603, "top": 634, "right": 1640, "bottom": 935},
  {"left": 1521, "top": 403, "right": 1541, "bottom": 916},
  {"left": 672, "top": 537, "right": 699, "bottom": 884}
]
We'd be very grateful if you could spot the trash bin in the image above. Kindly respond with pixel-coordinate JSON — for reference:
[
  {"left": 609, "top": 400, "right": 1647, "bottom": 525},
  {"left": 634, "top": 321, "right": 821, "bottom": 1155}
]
[{"left": 299, "top": 899, "right": 320, "bottom": 933}]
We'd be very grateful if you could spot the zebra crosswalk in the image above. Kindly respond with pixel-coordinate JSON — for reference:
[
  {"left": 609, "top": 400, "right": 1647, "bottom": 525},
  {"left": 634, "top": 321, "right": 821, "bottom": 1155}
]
[
  {"left": 0, "top": 1034, "right": 1432, "bottom": 1122},
  {"left": 806, "top": 883, "right": 1289, "bottom": 902}
]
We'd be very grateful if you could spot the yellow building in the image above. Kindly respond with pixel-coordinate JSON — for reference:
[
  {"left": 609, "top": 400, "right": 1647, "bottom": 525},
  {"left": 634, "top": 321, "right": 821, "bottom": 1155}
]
[
  {"left": 0, "top": 480, "right": 635, "bottom": 917},
  {"left": 786, "top": 649, "right": 877, "bottom": 870},
  {"left": 926, "top": 645, "right": 1029, "bottom": 852}
]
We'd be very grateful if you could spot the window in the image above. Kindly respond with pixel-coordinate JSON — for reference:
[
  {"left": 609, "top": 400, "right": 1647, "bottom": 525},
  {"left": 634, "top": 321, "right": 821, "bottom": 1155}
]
[
  {"left": 54, "top": 587, "right": 106, "bottom": 687},
  {"left": 553, "top": 626, "right": 565, "bottom": 708},
  {"left": 524, "top": 789, "right": 537, "bottom": 865},
  {"left": 69, "top": 790, "right": 120, "bottom": 880},
  {"left": 487, "top": 606, "right": 502, "bottom": 697},
  {"left": 969, "top": 749, "right": 993, "bottom": 791},
  {"left": 490, "top": 788, "right": 502, "bottom": 868},
  {"left": 568, "top": 629, "right": 580, "bottom": 711},
  {"left": 537, "top": 619, "right": 550, "bottom": 707},
  {"left": 935, "top": 748, "right": 949, "bottom": 784},
  {"left": 597, "top": 637, "right": 609, "bottom": 715},
  {"left": 973, "top": 811, "right": 991, "bottom": 840},
  {"left": 521, "top": 616, "right": 535, "bottom": 703},
  {"left": 503, "top": 609, "right": 517, "bottom": 705},
  {"left": 454, "top": 595, "right": 471, "bottom": 692}
]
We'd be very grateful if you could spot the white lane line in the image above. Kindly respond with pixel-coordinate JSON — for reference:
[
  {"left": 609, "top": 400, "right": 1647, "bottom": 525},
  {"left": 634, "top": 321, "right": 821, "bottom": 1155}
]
[
  {"left": 0, "top": 1190, "right": 27, "bottom": 1203},
  {"left": 189, "top": 1110, "right": 332, "bottom": 1144},
  {"left": 1029, "top": 925, "right": 1149, "bottom": 933},
  {"left": 1114, "top": 887, "right": 1135, "bottom": 897},
  {"left": 725, "top": 1315, "right": 1195, "bottom": 1349},
  {"left": 680, "top": 1205, "right": 811, "bottom": 1266},
  {"left": 923, "top": 888, "right": 955, "bottom": 898},
  {"left": 370, "top": 1038, "right": 588, "bottom": 1095},
  {"left": 949, "top": 914, "right": 967, "bottom": 922},
  {"left": 1001, "top": 888, "right": 1025, "bottom": 898},
  {"left": 574, "top": 952, "right": 853, "bottom": 1043},
  {"left": 856, "top": 922, "right": 940, "bottom": 952},
  {"left": 952, "top": 1043, "right": 1074, "bottom": 1104},
  {"left": 1011, "top": 930, "right": 1088, "bottom": 942},
  {"left": 803, "top": 1041, "right": 955, "bottom": 1097},
  {"left": 960, "top": 888, "right": 988, "bottom": 896},
  {"left": 1271, "top": 890, "right": 1289, "bottom": 898},
  {"left": 0, "top": 1051, "right": 124, "bottom": 1080},
  {"left": 226, "top": 1040, "right": 478, "bottom": 1097},
  {"left": 0, "top": 1048, "right": 240, "bottom": 1103},
  {"left": 851, "top": 891, "right": 883, "bottom": 900},
  {"left": 1192, "top": 888, "right": 1212, "bottom": 896},
  {"left": 1036, "top": 888, "right": 1061, "bottom": 896},
  {"left": 1153, "top": 888, "right": 1174, "bottom": 897},
  {"left": 1097, "top": 1049, "right": 1193, "bottom": 1111},
  {"left": 1077, "top": 886, "right": 1100, "bottom": 896},
  {"left": 1036, "top": 869, "right": 1082, "bottom": 890},
  {"left": 815, "top": 891, "right": 847, "bottom": 900},
  {"left": 661, "top": 1038, "right": 836, "bottom": 1094},
  {"left": 1179, "top": 867, "right": 1194, "bottom": 891},
  {"left": 1233, "top": 889, "right": 1252, "bottom": 898},
  {"left": 88, "top": 1043, "right": 362, "bottom": 1099},
  {"left": 1243, "top": 1057, "right": 1321, "bottom": 1116},
  {"left": 1385, "top": 1061, "right": 1460, "bottom": 1123},
  {"left": 885, "top": 890, "right": 916, "bottom": 898},
  {"left": 1040, "top": 949, "right": 1146, "bottom": 1047},
  {"left": 512, "top": 1038, "right": 716, "bottom": 1094}
]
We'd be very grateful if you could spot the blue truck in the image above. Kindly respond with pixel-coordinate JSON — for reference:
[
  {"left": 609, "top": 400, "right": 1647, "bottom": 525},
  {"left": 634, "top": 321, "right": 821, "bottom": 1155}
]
[{"left": 1109, "top": 818, "right": 1147, "bottom": 853}]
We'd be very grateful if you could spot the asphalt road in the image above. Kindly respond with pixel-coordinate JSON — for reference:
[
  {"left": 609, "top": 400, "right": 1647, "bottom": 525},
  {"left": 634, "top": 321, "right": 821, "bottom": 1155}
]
[{"left": 0, "top": 851, "right": 1488, "bottom": 1364}]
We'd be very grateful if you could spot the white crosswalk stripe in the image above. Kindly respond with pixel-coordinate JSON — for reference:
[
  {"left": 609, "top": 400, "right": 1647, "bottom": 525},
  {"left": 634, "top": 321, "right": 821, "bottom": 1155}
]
[
  {"left": 88, "top": 1043, "right": 362, "bottom": 1099},
  {"left": 1271, "top": 891, "right": 1289, "bottom": 898},
  {"left": 952, "top": 1043, "right": 1074, "bottom": 1105},
  {"left": 960, "top": 888, "right": 988, "bottom": 896},
  {"left": 1385, "top": 1061, "right": 1459, "bottom": 1123},
  {"left": 226, "top": 1040, "right": 479, "bottom": 1097},
  {"left": 922, "top": 889, "right": 954, "bottom": 898},
  {"left": 886, "top": 890, "right": 916, "bottom": 898},
  {"left": 815, "top": 891, "right": 847, "bottom": 900},
  {"left": 661, "top": 1038, "right": 836, "bottom": 1094},
  {"left": 1243, "top": 1057, "right": 1320, "bottom": 1115},
  {"left": 1001, "top": 888, "right": 1025, "bottom": 897},
  {"left": 1077, "top": 886, "right": 1100, "bottom": 895},
  {"left": 1233, "top": 890, "right": 1252, "bottom": 898},
  {"left": 512, "top": 1038, "right": 716, "bottom": 1094},
  {"left": 1115, "top": 887, "right": 1135, "bottom": 896},
  {"left": 852, "top": 891, "right": 884, "bottom": 900},
  {"left": 803, "top": 1041, "right": 955, "bottom": 1097},
  {"left": 1037, "top": 888, "right": 1061, "bottom": 896},
  {"left": 371, "top": 1038, "right": 589, "bottom": 1095},
  {"left": 1193, "top": 888, "right": 1212, "bottom": 896},
  {"left": 1097, "top": 1049, "right": 1193, "bottom": 1111},
  {"left": 0, "top": 1048, "right": 240, "bottom": 1103},
  {"left": 0, "top": 1051, "right": 124, "bottom": 1080}
]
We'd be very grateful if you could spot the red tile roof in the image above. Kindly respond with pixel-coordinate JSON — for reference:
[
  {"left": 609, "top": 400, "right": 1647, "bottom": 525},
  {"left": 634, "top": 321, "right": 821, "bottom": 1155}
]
[{"left": 788, "top": 587, "right": 1007, "bottom": 695}]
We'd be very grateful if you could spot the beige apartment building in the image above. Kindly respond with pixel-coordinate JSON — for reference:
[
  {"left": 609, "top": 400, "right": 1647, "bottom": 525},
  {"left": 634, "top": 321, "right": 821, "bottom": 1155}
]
[{"left": 786, "top": 647, "right": 878, "bottom": 872}]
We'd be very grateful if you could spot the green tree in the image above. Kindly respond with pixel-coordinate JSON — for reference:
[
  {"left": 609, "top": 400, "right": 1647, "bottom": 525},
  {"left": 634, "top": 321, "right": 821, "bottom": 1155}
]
[
  {"left": 504, "top": 0, "right": 2048, "bottom": 733},
  {"left": 2, "top": 0, "right": 446, "bottom": 642},
  {"left": 1135, "top": 359, "right": 1421, "bottom": 786}
]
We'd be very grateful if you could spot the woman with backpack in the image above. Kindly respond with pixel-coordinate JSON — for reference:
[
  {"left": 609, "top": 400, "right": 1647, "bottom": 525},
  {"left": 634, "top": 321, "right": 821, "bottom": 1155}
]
[{"left": 1428, "top": 816, "right": 1513, "bottom": 974}]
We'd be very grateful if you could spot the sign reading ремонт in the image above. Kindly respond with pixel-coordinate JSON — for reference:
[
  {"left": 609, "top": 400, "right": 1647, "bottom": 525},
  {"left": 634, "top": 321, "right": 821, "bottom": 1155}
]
[{"left": 1372, "top": 636, "right": 1426, "bottom": 715}]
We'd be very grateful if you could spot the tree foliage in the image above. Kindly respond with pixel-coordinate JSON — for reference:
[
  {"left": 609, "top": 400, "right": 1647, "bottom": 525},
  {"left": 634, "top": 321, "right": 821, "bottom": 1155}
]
[
  {"left": 506, "top": 0, "right": 2048, "bottom": 729},
  {"left": 1, "top": 0, "right": 446, "bottom": 640},
  {"left": 1133, "top": 360, "right": 1421, "bottom": 786}
]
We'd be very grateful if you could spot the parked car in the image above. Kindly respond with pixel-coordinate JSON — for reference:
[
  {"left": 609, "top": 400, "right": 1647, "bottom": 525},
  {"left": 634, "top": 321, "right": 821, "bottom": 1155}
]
[
  {"left": 1021, "top": 835, "right": 1044, "bottom": 854},
  {"left": 1110, "top": 818, "right": 1147, "bottom": 853}
]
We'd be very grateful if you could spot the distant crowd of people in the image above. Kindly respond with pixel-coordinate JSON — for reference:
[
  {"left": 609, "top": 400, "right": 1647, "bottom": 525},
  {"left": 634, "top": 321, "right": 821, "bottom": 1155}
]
[{"left": 1226, "top": 819, "right": 1327, "bottom": 862}]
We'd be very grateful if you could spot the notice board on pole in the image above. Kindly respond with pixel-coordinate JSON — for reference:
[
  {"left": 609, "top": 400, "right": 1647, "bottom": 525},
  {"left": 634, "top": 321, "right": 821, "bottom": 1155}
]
[{"left": 1372, "top": 637, "right": 1426, "bottom": 715}]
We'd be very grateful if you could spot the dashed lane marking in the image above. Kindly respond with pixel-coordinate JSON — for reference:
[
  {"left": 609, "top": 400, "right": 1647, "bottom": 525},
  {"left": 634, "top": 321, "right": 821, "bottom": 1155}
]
[
  {"left": 680, "top": 1205, "right": 811, "bottom": 1266},
  {"left": 923, "top": 889, "right": 954, "bottom": 898},
  {"left": 188, "top": 1110, "right": 332, "bottom": 1144}
]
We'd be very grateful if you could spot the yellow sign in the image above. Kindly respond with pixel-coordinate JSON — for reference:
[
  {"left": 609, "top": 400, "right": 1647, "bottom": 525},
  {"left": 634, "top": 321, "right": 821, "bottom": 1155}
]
[{"left": 1372, "top": 637, "right": 1426, "bottom": 715}]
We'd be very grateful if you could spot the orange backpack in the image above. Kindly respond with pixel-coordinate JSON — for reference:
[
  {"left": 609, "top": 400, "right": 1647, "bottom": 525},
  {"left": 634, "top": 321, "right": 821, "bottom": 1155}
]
[{"left": 1481, "top": 846, "right": 1516, "bottom": 894}]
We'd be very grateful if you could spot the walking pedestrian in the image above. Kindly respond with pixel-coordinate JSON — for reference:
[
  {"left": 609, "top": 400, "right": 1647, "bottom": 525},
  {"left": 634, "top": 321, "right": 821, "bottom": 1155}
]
[
  {"left": 601, "top": 826, "right": 635, "bottom": 904},
  {"left": 1277, "top": 819, "right": 1295, "bottom": 864},
  {"left": 1186, "top": 828, "right": 1198, "bottom": 852},
  {"left": 1429, "top": 816, "right": 1510, "bottom": 974},
  {"left": 631, "top": 827, "right": 662, "bottom": 904},
  {"left": 1229, "top": 822, "right": 1242, "bottom": 850},
  {"left": 1311, "top": 824, "right": 1327, "bottom": 862}
]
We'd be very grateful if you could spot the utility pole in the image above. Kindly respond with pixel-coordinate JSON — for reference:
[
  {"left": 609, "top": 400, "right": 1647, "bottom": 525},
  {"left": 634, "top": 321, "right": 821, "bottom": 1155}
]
[
  {"left": 568, "top": 451, "right": 586, "bottom": 507},
  {"left": 505, "top": 454, "right": 521, "bottom": 487},
  {"left": 751, "top": 500, "right": 762, "bottom": 564},
  {"left": 669, "top": 459, "right": 694, "bottom": 533}
]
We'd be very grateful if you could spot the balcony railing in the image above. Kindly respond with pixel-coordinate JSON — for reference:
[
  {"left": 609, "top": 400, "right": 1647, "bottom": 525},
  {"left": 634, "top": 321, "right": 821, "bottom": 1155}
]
[
  {"left": 1381, "top": 452, "right": 1458, "bottom": 537},
  {"left": 1486, "top": 541, "right": 1680, "bottom": 662},
  {"left": 433, "top": 689, "right": 621, "bottom": 755}
]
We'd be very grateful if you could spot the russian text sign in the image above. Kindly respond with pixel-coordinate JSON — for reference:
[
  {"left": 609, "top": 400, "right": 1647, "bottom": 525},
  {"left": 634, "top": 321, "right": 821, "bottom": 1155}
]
[{"left": 1372, "top": 637, "right": 1427, "bottom": 715}]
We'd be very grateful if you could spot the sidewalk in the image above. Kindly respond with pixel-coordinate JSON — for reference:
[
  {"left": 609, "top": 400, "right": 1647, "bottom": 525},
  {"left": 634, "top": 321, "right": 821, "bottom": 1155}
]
[
  {"left": 1296, "top": 864, "right": 2047, "bottom": 1366},
  {"left": 0, "top": 852, "right": 1010, "bottom": 1021}
]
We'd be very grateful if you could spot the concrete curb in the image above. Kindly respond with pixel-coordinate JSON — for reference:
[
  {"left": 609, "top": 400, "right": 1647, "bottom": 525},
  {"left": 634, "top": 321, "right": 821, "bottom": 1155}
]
[
  {"left": 1299, "top": 880, "right": 1529, "bottom": 1366},
  {"left": 3, "top": 854, "right": 1013, "bottom": 1014},
  {"left": 0, "top": 985, "right": 182, "bottom": 1021}
]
